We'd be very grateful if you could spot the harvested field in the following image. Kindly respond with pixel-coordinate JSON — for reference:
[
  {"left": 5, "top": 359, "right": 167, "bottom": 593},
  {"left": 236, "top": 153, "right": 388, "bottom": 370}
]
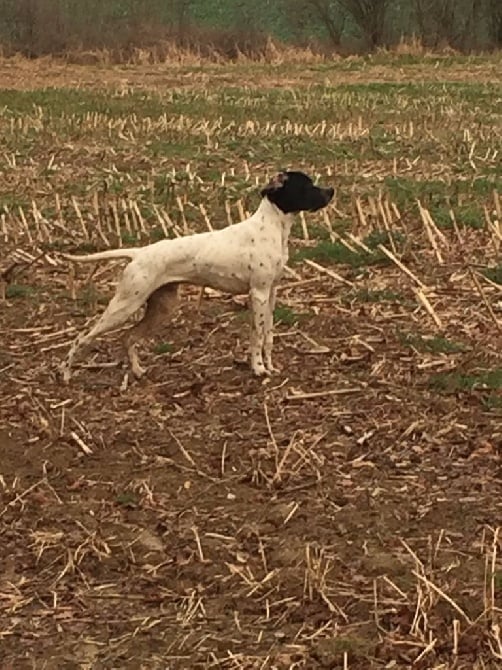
[{"left": 0, "top": 54, "right": 501, "bottom": 669}]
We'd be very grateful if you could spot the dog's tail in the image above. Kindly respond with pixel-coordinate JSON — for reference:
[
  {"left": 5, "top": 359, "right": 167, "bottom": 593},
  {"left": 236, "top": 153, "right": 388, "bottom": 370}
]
[{"left": 63, "top": 248, "right": 139, "bottom": 263}]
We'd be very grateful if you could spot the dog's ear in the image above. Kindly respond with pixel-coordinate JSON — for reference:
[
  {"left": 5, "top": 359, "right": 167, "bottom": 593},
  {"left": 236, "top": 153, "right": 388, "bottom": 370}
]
[{"left": 260, "top": 171, "right": 288, "bottom": 197}]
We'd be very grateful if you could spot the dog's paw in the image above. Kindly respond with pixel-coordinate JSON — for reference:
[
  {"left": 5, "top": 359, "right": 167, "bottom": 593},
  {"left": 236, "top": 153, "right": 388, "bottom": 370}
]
[
  {"left": 131, "top": 362, "right": 147, "bottom": 379},
  {"left": 60, "top": 365, "right": 72, "bottom": 383},
  {"left": 264, "top": 359, "right": 281, "bottom": 374},
  {"left": 252, "top": 362, "right": 271, "bottom": 377}
]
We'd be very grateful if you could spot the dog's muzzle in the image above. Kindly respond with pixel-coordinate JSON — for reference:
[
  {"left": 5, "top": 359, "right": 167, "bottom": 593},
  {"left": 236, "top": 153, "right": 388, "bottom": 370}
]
[
  {"left": 308, "top": 186, "right": 334, "bottom": 212},
  {"left": 323, "top": 187, "right": 335, "bottom": 204}
]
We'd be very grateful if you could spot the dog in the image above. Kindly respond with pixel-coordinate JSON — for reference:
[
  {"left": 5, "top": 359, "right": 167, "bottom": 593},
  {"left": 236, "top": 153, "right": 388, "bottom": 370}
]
[{"left": 60, "top": 171, "right": 334, "bottom": 382}]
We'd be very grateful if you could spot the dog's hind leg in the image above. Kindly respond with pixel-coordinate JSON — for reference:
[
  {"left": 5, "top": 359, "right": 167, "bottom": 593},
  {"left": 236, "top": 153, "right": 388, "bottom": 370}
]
[
  {"left": 61, "top": 287, "right": 148, "bottom": 382},
  {"left": 124, "top": 283, "right": 179, "bottom": 378}
]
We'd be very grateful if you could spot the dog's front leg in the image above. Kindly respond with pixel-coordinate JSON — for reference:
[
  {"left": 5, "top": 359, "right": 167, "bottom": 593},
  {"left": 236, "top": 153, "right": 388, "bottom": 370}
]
[
  {"left": 249, "top": 287, "right": 270, "bottom": 376},
  {"left": 263, "top": 286, "right": 279, "bottom": 373}
]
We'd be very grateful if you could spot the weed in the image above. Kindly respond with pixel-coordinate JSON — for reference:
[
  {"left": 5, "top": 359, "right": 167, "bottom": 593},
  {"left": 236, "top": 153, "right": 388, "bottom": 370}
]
[
  {"left": 400, "top": 332, "right": 466, "bottom": 354},
  {"left": 292, "top": 240, "right": 361, "bottom": 266},
  {"left": 352, "top": 288, "right": 404, "bottom": 303},
  {"left": 454, "top": 205, "right": 484, "bottom": 230},
  {"left": 154, "top": 342, "right": 175, "bottom": 355},
  {"left": 291, "top": 221, "right": 331, "bottom": 241},
  {"left": 5, "top": 284, "right": 35, "bottom": 299},
  {"left": 273, "top": 305, "right": 305, "bottom": 326},
  {"left": 116, "top": 492, "right": 139, "bottom": 508},
  {"left": 482, "top": 395, "right": 502, "bottom": 410},
  {"left": 429, "top": 368, "right": 502, "bottom": 393},
  {"left": 482, "top": 265, "right": 502, "bottom": 285},
  {"left": 431, "top": 204, "right": 484, "bottom": 230},
  {"left": 364, "top": 230, "right": 405, "bottom": 250},
  {"left": 73, "top": 242, "right": 99, "bottom": 254},
  {"left": 120, "top": 232, "right": 139, "bottom": 245},
  {"left": 312, "top": 634, "right": 374, "bottom": 662},
  {"left": 0, "top": 194, "right": 29, "bottom": 212},
  {"left": 77, "top": 285, "right": 109, "bottom": 307},
  {"left": 384, "top": 177, "right": 500, "bottom": 224},
  {"left": 149, "top": 226, "right": 170, "bottom": 242}
]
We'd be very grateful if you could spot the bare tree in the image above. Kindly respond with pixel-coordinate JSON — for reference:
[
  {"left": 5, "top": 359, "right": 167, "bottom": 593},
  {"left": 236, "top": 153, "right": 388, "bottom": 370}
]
[
  {"left": 307, "top": 0, "right": 346, "bottom": 47},
  {"left": 280, "top": 0, "right": 345, "bottom": 47},
  {"left": 413, "top": 0, "right": 487, "bottom": 50},
  {"left": 338, "top": 0, "right": 390, "bottom": 48},
  {"left": 488, "top": 0, "right": 502, "bottom": 46}
]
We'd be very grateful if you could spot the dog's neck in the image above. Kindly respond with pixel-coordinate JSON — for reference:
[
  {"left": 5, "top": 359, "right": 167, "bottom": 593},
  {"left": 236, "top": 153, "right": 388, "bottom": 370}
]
[{"left": 257, "top": 197, "right": 295, "bottom": 232}]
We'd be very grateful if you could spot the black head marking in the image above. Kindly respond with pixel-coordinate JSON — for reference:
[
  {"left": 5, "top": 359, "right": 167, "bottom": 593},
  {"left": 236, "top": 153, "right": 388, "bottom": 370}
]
[{"left": 261, "top": 170, "right": 334, "bottom": 214}]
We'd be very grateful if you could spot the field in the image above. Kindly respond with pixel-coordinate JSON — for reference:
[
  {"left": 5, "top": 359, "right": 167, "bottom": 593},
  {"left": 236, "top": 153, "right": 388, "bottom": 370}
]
[{"left": 1, "top": 53, "right": 501, "bottom": 669}]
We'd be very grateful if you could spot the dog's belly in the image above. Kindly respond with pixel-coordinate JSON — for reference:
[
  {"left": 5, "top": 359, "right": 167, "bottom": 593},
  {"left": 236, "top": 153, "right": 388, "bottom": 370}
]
[{"left": 194, "top": 268, "right": 249, "bottom": 294}]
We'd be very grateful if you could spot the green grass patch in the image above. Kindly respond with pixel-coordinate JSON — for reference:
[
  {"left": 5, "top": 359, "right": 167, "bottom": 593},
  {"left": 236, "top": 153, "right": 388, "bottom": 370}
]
[
  {"left": 291, "top": 221, "right": 330, "bottom": 241},
  {"left": 0, "top": 88, "right": 167, "bottom": 119},
  {"left": 430, "top": 204, "right": 484, "bottom": 230},
  {"left": 3, "top": 81, "right": 498, "bottom": 130},
  {"left": 482, "top": 264, "right": 502, "bottom": 285},
  {"left": 384, "top": 176, "right": 499, "bottom": 216},
  {"left": 5, "top": 284, "right": 35, "bottom": 299},
  {"left": 292, "top": 240, "right": 367, "bottom": 266},
  {"left": 292, "top": 231, "right": 402, "bottom": 268},
  {"left": 429, "top": 368, "right": 502, "bottom": 393}
]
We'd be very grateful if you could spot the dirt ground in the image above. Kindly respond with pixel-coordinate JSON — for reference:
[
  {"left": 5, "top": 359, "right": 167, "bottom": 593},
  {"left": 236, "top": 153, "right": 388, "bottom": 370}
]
[
  {"left": 1, "top": 254, "right": 501, "bottom": 669},
  {"left": 0, "top": 56, "right": 501, "bottom": 669}
]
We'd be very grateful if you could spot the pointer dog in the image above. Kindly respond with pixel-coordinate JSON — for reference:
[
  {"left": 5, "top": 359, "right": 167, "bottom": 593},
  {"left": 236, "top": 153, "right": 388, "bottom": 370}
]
[{"left": 61, "top": 171, "right": 334, "bottom": 382}]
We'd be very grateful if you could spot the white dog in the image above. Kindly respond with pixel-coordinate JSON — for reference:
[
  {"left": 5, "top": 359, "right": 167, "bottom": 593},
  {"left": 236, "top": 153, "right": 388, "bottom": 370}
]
[{"left": 61, "top": 171, "right": 334, "bottom": 382}]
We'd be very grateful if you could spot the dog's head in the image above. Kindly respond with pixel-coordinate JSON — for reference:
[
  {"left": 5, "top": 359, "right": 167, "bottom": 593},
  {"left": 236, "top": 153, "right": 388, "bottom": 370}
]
[{"left": 260, "top": 171, "right": 334, "bottom": 214}]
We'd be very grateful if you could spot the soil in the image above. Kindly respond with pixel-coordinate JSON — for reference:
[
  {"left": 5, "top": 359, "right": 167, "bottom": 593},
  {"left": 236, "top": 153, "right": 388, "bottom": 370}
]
[{"left": 1, "top": 257, "right": 501, "bottom": 669}]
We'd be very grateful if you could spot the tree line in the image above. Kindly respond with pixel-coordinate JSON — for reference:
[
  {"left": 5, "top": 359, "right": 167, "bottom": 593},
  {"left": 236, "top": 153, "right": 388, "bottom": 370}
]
[{"left": 0, "top": 0, "right": 500, "bottom": 59}]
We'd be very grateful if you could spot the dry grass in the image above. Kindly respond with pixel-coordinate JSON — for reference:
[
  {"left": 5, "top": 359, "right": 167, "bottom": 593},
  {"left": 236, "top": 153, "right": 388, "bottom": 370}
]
[{"left": 0, "top": 55, "right": 501, "bottom": 669}]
